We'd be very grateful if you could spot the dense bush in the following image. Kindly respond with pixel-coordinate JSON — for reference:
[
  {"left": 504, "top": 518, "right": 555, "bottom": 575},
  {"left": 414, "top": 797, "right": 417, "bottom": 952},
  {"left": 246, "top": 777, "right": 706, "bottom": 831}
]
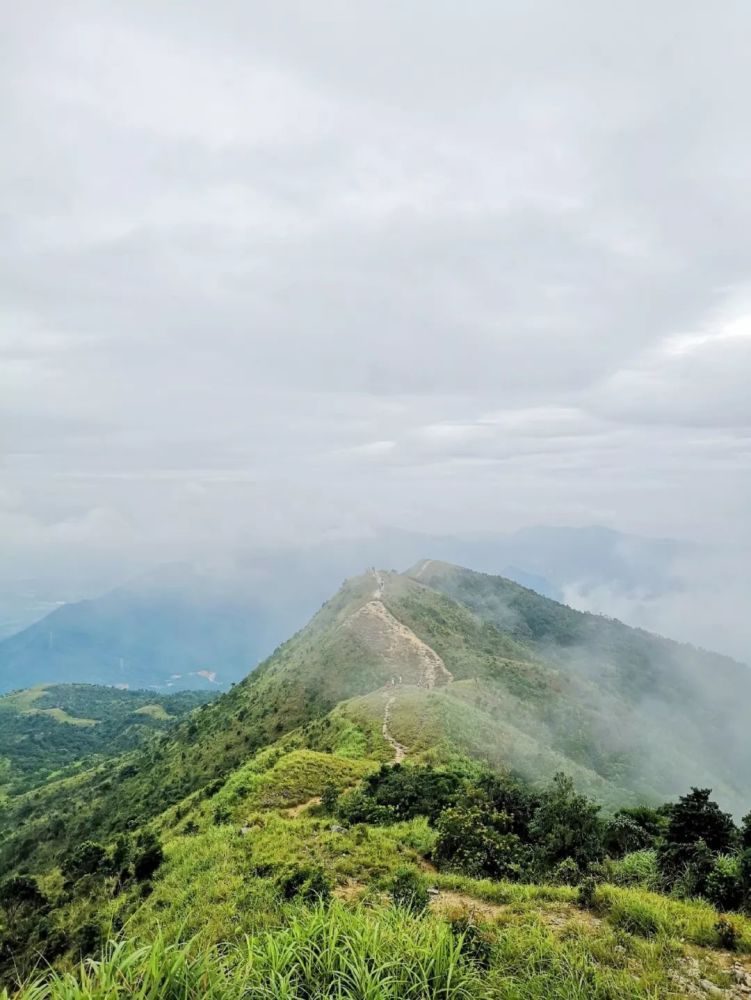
[
  {"left": 320, "top": 783, "right": 340, "bottom": 814},
  {"left": 434, "top": 805, "right": 528, "bottom": 879},
  {"left": 0, "top": 875, "right": 47, "bottom": 935},
  {"left": 336, "top": 788, "right": 396, "bottom": 825},
  {"left": 62, "top": 841, "right": 109, "bottom": 881},
  {"left": 659, "top": 789, "right": 735, "bottom": 870},
  {"left": 658, "top": 789, "right": 737, "bottom": 894},
  {"left": 132, "top": 832, "right": 165, "bottom": 882},
  {"left": 472, "top": 774, "right": 540, "bottom": 841},
  {"left": 604, "top": 813, "right": 653, "bottom": 857},
  {"left": 276, "top": 864, "right": 333, "bottom": 903},
  {"left": 706, "top": 854, "right": 744, "bottom": 911},
  {"left": 741, "top": 849, "right": 751, "bottom": 907},
  {"left": 529, "top": 773, "right": 604, "bottom": 870},
  {"left": 715, "top": 917, "right": 740, "bottom": 950},
  {"left": 362, "top": 763, "right": 464, "bottom": 822},
  {"left": 742, "top": 813, "right": 751, "bottom": 850}
]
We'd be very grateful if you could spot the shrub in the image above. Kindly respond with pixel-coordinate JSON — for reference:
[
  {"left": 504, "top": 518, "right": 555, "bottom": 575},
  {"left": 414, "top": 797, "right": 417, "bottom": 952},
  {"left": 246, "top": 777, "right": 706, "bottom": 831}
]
[
  {"left": 62, "top": 841, "right": 109, "bottom": 881},
  {"left": 0, "top": 875, "right": 47, "bottom": 925},
  {"left": 133, "top": 832, "right": 164, "bottom": 881},
  {"left": 276, "top": 864, "right": 332, "bottom": 903},
  {"left": 740, "top": 849, "right": 751, "bottom": 909},
  {"left": 434, "top": 805, "right": 527, "bottom": 879},
  {"left": 601, "top": 850, "right": 660, "bottom": 890},
  {"left": 671, "top": 790, "right": 736, "bottom": 851},
  {"left": 715, "top": 917, "right": 739, "bottom": 950},
  {"left": 741, "top": 812, "right": 751, "bottom": 850},
  {"left": 617, "top": 805, "right": 670, "bottom": 842},
  {"left": 110, "top": 835, "right": 131, "bottom": 870},
  {"left": 389, "top": 866, "right": 429, "bottom": 913},
  {"left": 320, "top": 783, "right": 339, "bottom": 814},
  {"left": 664, "top": 839, "right": 714, "bottom": 897},
  {"left": 336, "top": 789, "right": 395, "bottom": 825},
  {"left": 529, "top": 773, "right": 604, "bottom": 871},
  {"left": 578, "top": 877, "right": 597, "bottom": 909},
  {"left": 448, "top": 910, "right": 494, "bottom": 970},
  {"left": 73, "top": 920, "right": 102, "bottom": 958},
  {"left": 706, "top": 854, "right": 743, "bottom": 911},
  {"left": 604, "top": 813, "right": 652, "bottom": 857},
  {"left": 362, "top": 764, "right": 464, "bottom": 823},
  {"left": 552, "top": 857, "right": 580, "bottom": 886},
  {"left": 473, "top": 774, "right": 541, "bottom": 841}
]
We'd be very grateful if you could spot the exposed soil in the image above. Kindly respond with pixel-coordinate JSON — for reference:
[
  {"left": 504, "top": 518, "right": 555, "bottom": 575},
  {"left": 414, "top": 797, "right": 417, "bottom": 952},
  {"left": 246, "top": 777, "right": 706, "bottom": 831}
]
[
  {"left": 347, "top": 599, "right": 453, "bottom": 689},
  {"left": 334, "top": 881, "right": 367, "bottom": 903},
  {"left": 412, "top": 559, "right": 434, "bottom": 580},
  {"left": 429, "top": 890, "right": 508, "bottom": 921},
  {"left": 280, "top": 796, "right": 321, "bottom": 818},
  {"left": 382, "top": 694, "right": 408, "bottom": 763}
]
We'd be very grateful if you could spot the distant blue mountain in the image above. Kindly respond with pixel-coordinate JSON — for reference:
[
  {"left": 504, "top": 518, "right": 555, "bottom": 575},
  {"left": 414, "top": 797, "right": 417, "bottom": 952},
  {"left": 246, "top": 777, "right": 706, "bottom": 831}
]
[
  {"left": 0, "top": 525, "right": 694, "bottom": 693},
  {"left": 0, "top": 565, "right": 278, "bottom": 692}
]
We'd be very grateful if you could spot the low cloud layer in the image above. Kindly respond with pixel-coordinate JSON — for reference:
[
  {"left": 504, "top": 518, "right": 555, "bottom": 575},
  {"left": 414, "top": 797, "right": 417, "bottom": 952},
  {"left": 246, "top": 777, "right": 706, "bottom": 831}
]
[{"left": 3, "top": 3, "right": 751, "bottom": 635}]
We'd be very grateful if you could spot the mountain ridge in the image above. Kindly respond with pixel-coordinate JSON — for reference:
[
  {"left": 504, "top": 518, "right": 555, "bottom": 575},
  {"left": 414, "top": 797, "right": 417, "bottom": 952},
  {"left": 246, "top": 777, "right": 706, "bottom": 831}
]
[{"left": 2, "top": 558, "right": 749, "bottom": 885}]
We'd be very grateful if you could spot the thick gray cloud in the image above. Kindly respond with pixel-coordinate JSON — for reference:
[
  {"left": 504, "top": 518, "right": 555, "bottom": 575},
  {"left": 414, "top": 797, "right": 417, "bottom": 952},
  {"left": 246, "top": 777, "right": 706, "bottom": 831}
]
[{"left": 2, "top": 1, "right": 751, "bottom": 620}]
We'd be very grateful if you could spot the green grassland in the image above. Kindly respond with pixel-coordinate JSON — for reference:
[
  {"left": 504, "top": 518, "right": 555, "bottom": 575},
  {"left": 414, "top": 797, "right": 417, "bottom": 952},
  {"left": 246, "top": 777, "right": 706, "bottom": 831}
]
[
  {"left": 4, "top": 726, "right": 750, "bottom": 997},
  {"left": 10, "top": 892, "right": 751, "bottom": 1000}
]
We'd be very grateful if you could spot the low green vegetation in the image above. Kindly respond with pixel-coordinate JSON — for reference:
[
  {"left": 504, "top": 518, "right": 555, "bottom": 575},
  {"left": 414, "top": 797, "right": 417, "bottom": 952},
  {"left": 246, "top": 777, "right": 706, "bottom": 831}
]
[
  {"left": 0, "top": 901, "right": 700, "bottom": 1000},
  {"left": 2, "top": 564, "right": 751, "bottom": 997},
  {"left": 3, "top": 732, "right": 751, "bottom": 994},
  {"left": 0, "top": 685, "right": 213, "bottom": 794}
]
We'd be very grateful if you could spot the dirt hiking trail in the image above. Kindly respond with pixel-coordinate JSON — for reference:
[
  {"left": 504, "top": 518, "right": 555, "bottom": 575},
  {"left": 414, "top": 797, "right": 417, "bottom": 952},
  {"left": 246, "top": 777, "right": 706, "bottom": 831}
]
[{"left": 382, "top": 694, "right": 408, "bottom": 763}]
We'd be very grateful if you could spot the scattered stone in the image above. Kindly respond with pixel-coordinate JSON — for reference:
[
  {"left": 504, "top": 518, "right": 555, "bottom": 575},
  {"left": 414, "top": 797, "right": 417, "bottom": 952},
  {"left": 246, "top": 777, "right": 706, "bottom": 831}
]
[{"left": 699, "top": 979, "right": 727, "bottom": 997}]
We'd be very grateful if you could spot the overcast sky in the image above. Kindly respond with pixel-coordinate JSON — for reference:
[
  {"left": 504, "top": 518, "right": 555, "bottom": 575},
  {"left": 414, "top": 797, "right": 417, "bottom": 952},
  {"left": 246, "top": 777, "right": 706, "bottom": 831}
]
[{"left": 3, "top": 1, "right": 751, "bottom": 594}]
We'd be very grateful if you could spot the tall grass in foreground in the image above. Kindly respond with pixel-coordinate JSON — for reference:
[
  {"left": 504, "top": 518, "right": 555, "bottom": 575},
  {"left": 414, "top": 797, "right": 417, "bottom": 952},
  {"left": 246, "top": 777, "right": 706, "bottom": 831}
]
[
  {"left": 4, "top": 906, "right": 481, "bottom": 1000},
  {"left": 2, "top": 902, "right": 679, "bottom": 1000}
]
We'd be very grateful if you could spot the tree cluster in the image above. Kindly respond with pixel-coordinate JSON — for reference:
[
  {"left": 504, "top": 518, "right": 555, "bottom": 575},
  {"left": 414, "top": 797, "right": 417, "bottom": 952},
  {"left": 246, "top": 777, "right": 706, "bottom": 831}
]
[{"left": 327, "top": 765, "right": 751, "bottom": 910}]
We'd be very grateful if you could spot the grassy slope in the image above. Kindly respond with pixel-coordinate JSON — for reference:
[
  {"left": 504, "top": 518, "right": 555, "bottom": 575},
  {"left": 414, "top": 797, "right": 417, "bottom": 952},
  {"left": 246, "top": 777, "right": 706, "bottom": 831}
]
[
  {"left": 341, "top": 684, "right": 640, "bottom": 808},
  {"left": 7, "top": 899, "right": 751, "bottom": 1000},
  {"left": 408, "top": 561, "right": 751, "bottom": 813},
  {"left": 9, "top": 725, "right": 751, "bottom": 998},
  {"left": 0, "top": 575, "right": 410, "bottom": 874}
]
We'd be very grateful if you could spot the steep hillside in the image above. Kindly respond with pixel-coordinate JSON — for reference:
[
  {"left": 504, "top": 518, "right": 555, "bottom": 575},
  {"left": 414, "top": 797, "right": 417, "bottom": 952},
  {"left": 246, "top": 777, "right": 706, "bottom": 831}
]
[
  {"left": 407, "top": 560, "right": 751, "bottom": 812},
  {"left": 0, "top": 685, "right": 213, "bottom": 794}
]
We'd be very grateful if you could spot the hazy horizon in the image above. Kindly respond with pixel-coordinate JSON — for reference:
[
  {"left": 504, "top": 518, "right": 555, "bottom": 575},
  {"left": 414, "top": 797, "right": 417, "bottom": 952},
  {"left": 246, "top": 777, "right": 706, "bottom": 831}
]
[{"left": 3, "top": 3, "right": 751, "bottom": 659}]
